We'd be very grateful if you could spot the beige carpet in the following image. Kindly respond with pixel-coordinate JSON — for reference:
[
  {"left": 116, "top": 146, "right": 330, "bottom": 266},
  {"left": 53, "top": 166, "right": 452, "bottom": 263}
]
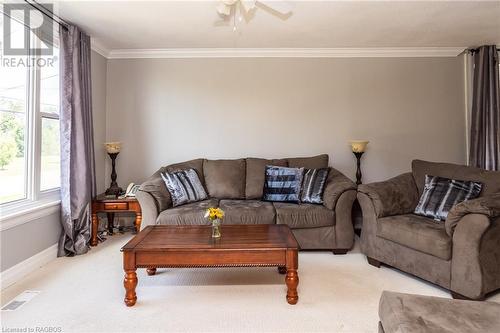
[{"left": 2, "top": 234, "right": 499, "bottom": 333}]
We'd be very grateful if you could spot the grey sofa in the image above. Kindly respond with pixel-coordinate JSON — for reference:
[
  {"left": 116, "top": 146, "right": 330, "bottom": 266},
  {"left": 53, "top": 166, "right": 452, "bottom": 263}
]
[
  {"left": 358, "top": 160, "right": 500, "bottom": 300},
  {"left": 136, "top": 154, "right": 357, "bottom": 253},
  {"left": 378, "top": 291, "right": 500, "bottom": 333}
]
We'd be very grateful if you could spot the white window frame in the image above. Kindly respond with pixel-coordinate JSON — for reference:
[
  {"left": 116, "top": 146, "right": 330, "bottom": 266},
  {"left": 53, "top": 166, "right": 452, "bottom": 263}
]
[{"left": 0, "top": 23, "right": 61, "bottom": 220}]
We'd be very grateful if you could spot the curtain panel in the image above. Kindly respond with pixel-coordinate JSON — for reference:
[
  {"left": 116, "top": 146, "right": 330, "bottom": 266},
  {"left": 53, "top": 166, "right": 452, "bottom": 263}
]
[
  {"left": 469, "top": 45, "right": 500, "bottom": 171},
  {"left": 58, "top": 25, "right": 96, "bottom": 256}
]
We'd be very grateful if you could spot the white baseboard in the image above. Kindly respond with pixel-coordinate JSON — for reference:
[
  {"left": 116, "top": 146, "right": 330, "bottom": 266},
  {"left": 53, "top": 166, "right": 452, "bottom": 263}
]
[{"left": 1, "top": 243, "right": 58, "bottom": 290}]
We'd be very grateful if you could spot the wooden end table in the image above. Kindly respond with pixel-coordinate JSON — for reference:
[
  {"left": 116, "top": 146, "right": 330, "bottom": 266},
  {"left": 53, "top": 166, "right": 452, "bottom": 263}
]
[
  {"left": 121, "top": 224, "right": 299, "bottom": 306},
  {"left": 91, "top": 194, "right": 142, "bottom": 246}
]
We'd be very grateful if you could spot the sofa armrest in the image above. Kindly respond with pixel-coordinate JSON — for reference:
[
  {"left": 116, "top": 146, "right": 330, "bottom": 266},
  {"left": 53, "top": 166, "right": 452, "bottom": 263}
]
[
  {"left": 446, "top": 193, "right": 500, "bottom": 237},
  {"left": 450, "top": 214, "right": 499, "bottom": 299},
  {"left": 357, "top": 172, "right": 419, "bottom": 218},
  {"left": 334, "top": 190, "right": 357, "bottom": 249},
  {"left": 322, "top": 168, "right": 357, "bottom": 210},
  {"left": 136, "top": 190, "right": 159, "bottom": 230}
]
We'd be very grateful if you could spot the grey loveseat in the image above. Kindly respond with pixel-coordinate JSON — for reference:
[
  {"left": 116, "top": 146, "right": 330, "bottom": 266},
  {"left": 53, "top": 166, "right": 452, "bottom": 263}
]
[
  {"left": 136, "top": 154, "right": 357, "bottom": 253},
  {"left": 358, "top": 160, "right": 500, "bottom": 300}
]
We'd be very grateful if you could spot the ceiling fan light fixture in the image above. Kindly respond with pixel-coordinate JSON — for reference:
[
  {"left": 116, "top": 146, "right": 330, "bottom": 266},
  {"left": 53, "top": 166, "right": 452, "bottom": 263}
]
[{"left": 216, "top": 2, "right": 232, "bottom": 16}]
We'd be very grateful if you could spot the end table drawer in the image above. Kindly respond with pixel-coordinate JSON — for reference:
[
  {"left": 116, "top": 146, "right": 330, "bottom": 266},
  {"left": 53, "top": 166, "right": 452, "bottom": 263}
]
[{"left": 104, "top": 203, "right": 128, "bottom": 210}]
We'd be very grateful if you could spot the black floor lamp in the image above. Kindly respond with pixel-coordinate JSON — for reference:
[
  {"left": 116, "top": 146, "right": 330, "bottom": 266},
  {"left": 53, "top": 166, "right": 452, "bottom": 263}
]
[
  {"left": 350, "top": 140, "right": 369, "bottom": 185},
  {"left": 104, "top": 142, "right": 123, "bottom": 196},
  {"left": 350, "top": 140, "right": 369, "bottom": 236}
]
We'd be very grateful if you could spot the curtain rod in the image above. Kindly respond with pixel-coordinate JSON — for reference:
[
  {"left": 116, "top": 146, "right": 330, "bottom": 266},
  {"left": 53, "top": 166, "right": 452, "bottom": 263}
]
[
  {"left": 25, "top": 0, "right": 69, "bottom": 30},
  {"left": 467, "top": 47, "right": 500, "bottom": 54}
]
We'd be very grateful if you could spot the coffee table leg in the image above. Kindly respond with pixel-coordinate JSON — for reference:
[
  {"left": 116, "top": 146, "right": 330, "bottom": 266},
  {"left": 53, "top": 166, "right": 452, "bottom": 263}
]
[
  {"left": 285, "top": 249, "right": 299, "bottom": 305},
  {"left": 286, "top": 270, "right": 299, "bottom": 304},
  {"left": 124, "top": 269, "right": 138, "bottom": 306},
  {"left": 146, "top": 267, "right": 157, "bottom": 276}
]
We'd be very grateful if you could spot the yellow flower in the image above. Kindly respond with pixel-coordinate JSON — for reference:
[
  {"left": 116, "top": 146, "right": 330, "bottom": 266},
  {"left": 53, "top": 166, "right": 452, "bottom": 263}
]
[{"left": 205, "top": 207, "right": 224, "bottom": 221}]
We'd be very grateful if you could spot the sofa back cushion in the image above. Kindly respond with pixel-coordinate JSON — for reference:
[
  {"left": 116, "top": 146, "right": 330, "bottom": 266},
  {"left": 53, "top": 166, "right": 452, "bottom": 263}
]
[
  {"left": 139, "top": 158, "right": 205, "bottom": 212},
  {"left": 300, "top": 168, "right": 330, "bottom": 204},
  {"left": 203, "top": 159, "right": 246, "bottom": 199},
  {"left": 161, "top": 168, "right": 208, "bottom": 207},
  {"left": 262, "top": 166, "right": 304, "bottom": 203},
  {"left": 287, "top": 154, "right": 329, "bottom": 169},
  {"left": 413, "top": 175, "right": 483, "bottom": 221},
  {"left": 245, "top": 158, "right": 288, "bottom": 199},
  {"left": 166, "top": 158, "right": 205, "bottom": 186},
  {"left": 412, "top": 159, "right": 500, "bottom": 197},
  {"left": 139, "top": 168, "right": 172, "bottom": 211}
]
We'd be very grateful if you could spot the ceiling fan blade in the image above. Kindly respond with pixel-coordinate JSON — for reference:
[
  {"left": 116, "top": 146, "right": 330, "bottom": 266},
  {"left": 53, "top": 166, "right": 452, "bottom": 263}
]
[
  {"left": 240, "top": 0, "right": 257, "bottom": 13},
  {"left": 257, "top": 0, "right": 293, "bottom": 15}
]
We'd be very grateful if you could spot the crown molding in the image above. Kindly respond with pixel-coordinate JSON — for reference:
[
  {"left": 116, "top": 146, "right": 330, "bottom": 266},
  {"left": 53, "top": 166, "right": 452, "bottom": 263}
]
[
  {"left": 105, "top": 47, "right": 466, "bottom": 59},
  {"left": 91, "top": 39, "right": 111, "bottom": 58}
]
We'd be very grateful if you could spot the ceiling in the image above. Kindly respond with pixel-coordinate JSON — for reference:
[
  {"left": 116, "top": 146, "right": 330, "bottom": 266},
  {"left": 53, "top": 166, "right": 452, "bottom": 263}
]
[{"left": 54, "top": 1, "right": 500, "bottom": 53}]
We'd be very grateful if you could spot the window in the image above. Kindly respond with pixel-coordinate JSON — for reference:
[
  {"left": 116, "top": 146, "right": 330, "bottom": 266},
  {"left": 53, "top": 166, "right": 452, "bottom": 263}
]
[
  {"left": 0, "top": 13, "right": 60, "bottom": 211},
  {"left": 39, "top": 52, "right": 60, "bottom": 191}
]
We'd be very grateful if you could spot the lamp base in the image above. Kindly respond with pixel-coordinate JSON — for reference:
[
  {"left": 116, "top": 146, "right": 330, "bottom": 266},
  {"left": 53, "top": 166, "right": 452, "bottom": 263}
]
[
  {"left": 106, "top": 152, "right": 122, "bottom": 196},
  {"left": 353, "top": 152, "right": 364, "bottom": 185},
  {"left": 105, "top": 184, "right": 123, "bottom": 196}
]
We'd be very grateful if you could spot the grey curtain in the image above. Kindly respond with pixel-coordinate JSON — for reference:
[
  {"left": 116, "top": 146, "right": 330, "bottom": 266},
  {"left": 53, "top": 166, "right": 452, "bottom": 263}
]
[
  {"left": 58, "top": 25, "right": 96, "bottom": 256},
  {"left": 469, "top": 45, "right": 500, "bottom": 170}
]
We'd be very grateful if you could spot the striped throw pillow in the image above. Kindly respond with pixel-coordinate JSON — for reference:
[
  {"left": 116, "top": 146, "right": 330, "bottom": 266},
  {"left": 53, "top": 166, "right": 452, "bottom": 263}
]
[
  {"left": 300, "top": 168, "right": 330, "bottom": 204},
  {"left": 263, "top": 166, "right": 304, "bottom": 203},
  {"left": 161, "top": 168, "right": 208, "bottom": 207},
  {"left": 414, "top": 175, "right": 482, "bottom": 221}
]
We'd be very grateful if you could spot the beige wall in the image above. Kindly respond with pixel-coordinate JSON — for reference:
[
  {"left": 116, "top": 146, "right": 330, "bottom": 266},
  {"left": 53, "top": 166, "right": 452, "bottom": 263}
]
[{"left": 106, "top": 57, "right": 466, "bottom": 185}]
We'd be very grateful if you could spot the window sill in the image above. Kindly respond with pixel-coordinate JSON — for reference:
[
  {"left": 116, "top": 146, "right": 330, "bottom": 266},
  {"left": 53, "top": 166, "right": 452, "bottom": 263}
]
[{"left": 0, "top": 200, "right": 61, "bottom": 232}]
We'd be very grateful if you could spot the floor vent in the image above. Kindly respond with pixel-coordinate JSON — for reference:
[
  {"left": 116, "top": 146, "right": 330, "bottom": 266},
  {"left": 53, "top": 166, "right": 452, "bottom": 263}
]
[{"left": 1, "top": 290, "right": 40, "bottom": 311}]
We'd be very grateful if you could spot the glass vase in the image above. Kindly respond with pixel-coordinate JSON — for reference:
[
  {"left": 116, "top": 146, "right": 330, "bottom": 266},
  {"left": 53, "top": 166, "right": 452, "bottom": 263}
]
[{"left": 211, "top": 219, "right": 221, "bottom": 239}]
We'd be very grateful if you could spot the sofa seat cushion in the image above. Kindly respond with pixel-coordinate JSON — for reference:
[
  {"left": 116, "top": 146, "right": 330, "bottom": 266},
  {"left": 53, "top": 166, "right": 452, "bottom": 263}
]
[
  {"left": 379, "top": 291, "right": 500, "bottom": 333},
  {"left": 203, "top": 159, "right": 246, "bottom": 199},
  {"left": 273, "top": 202, "right": 334, "bottom": 229},
  {"left": 219, "top": 200, "right": 275, "bottom": 224},
  {"left": 377, "top": 214, "right": 452, "bottom": 260},
  {"left": 156, "top": 199, "right": 219, "bottom": 225}
]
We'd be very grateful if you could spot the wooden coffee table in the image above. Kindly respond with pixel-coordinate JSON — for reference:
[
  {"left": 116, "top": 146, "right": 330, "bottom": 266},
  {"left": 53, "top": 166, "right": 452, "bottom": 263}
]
[{"left": 121, "top": 224, "right": 299, "bottom": 306}]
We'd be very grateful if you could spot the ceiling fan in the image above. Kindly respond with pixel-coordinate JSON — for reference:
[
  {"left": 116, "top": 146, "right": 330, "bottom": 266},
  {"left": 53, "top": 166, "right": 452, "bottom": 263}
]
[{"left": 216, "top": 0, "right": 293, "bottom": 30}]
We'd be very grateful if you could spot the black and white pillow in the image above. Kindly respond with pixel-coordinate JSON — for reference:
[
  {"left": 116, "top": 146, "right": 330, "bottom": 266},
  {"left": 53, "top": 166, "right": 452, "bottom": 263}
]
[
  {"left": 263, "top": 166, "right": 304, "bottom": 203},
  {"left": 300, "top": 168, "right": 330, "bottom": 204},
  {"left": 414, "top": 175, "right": 482, "bottom": 221},
  {"left": 161, "top": 168, "right": 208, "bottom": 207}
]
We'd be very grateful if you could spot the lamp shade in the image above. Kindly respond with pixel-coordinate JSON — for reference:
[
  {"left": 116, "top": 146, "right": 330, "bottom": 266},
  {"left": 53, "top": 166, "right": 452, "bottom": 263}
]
[
  {"left": 349, "top": 140, "right": 369, "bottom": 153},
  {"left": 104, "top": 142, "right": 122, "bottom": 154}
]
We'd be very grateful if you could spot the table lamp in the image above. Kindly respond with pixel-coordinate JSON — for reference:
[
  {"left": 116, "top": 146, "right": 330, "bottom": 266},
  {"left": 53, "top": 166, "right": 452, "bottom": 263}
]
[
  {"left": 350, "top": 140, "right": 369, "bottom": 185},
  {"left": 104, "top": 142, "right": 123, "bottom": 196}
]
